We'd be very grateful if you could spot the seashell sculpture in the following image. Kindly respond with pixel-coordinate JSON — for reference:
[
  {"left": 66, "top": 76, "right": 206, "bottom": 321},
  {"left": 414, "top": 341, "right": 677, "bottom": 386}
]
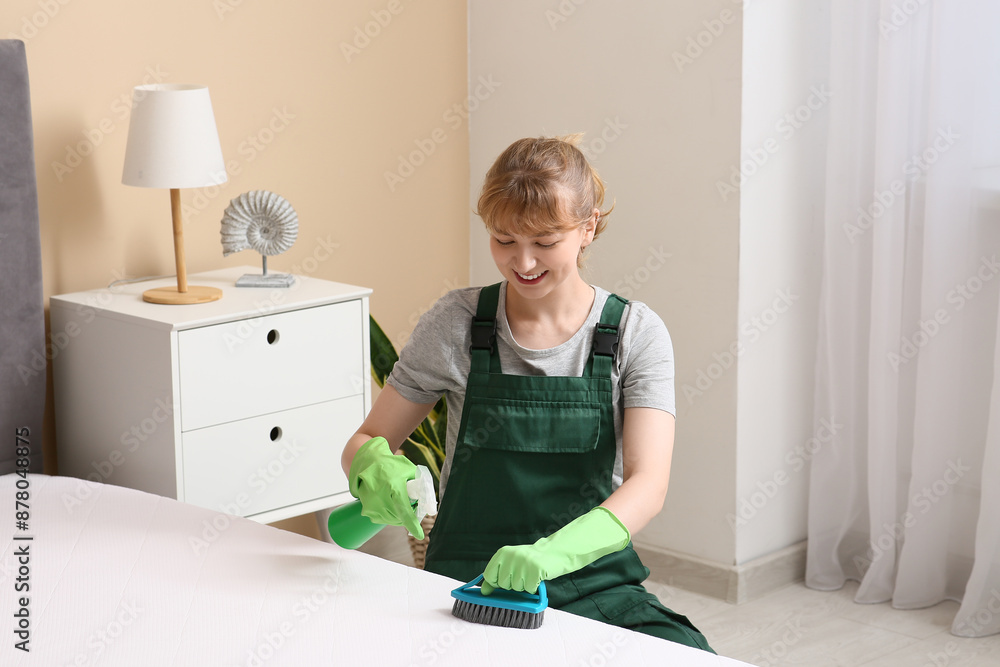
[{"left": 221, "top": 190, "right": 298, "bottom": 287}]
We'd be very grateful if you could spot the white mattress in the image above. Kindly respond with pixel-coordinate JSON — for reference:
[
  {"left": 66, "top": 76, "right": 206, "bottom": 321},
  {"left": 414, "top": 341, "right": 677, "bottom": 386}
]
[{"left": 0, "top": 475, "right": 750, "bottom": 665}]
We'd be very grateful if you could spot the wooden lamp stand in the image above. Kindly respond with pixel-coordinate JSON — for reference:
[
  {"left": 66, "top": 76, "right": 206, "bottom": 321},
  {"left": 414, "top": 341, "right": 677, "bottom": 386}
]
[{"left": 143, "top": 189, "right": 223, "bottom": 305}]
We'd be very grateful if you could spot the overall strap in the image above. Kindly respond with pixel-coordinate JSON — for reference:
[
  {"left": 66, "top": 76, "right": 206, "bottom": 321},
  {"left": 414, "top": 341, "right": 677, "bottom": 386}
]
[
  {"left": 469, "top": 283, "right": 501, "bottom": 374},
  {"left": 586, "top": 293, "right": 628, "bottom": 378},
  {"left": 470, "top": 284, "right": 627, "bottom": 376}
]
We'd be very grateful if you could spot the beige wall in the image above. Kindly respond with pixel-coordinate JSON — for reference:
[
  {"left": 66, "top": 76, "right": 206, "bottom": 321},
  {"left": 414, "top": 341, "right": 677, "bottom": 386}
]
[{"left": 6, "top": 0, "right": 469, "bottom": 534}]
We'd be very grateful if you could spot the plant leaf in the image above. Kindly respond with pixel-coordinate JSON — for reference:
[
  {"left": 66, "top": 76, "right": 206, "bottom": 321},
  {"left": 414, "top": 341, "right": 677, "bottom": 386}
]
[
  {"left": 428, "top": 396, "right": 446, "bottom": 426},
  {"left": 369, "top": 315, "right": 398, "bottom": 388},
  {"left": 434, "top": 399, "right": 448, "bottom": 446},
  {"left": 412, "top": 417, "right": 445, "bottom": 462}
]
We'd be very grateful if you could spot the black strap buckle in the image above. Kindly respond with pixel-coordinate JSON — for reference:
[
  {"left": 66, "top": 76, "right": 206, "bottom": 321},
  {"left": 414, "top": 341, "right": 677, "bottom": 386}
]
[
  {"left": 470, "top": 317, "right": 496, "bottom": 354},
  {"left": 593, "top": 323, "right": 619, "bottom": 358}
]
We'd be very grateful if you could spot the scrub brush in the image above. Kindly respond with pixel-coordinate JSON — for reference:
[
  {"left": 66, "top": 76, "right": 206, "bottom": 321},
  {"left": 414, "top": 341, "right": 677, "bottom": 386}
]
[{"left": 450, "top": 575, "right": 547, "bottom": 629}]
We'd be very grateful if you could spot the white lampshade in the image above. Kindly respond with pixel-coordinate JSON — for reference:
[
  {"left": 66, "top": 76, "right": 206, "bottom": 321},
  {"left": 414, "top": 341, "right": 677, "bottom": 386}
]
[{"left": 122, "top": 84, "right": 227, "bottom": 189}]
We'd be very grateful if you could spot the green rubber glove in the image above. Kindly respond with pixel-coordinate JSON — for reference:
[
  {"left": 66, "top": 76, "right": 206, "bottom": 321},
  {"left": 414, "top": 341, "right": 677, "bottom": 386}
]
[
  {"left": 482, "top": 506, "right": 630, "bottom": 595},
  {"left": 348, "top": 437, "right": 424, "bottom": 539}
]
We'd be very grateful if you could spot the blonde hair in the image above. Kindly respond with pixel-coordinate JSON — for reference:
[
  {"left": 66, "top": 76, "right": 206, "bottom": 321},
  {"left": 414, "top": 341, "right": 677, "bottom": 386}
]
[{"left": 475, "top": 135, "right": 613, "bottom": 264}]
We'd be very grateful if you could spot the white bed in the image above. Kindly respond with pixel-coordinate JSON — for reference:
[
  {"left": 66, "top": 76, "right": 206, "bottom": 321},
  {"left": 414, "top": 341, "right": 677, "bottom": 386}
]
[{"left": 0, "top": 475, "right": 751, "bottom": 665}]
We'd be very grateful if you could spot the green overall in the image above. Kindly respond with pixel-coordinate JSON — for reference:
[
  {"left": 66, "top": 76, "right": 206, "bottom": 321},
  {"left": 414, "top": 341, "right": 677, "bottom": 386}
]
[{"left": 424, "top": 283, "right": 714, "bottom": 652}]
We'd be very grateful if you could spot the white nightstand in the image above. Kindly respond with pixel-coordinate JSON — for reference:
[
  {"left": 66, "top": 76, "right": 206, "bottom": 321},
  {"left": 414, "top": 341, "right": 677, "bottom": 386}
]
[{"left": 50, "top": 267, "right": 371, "bottom": 524}]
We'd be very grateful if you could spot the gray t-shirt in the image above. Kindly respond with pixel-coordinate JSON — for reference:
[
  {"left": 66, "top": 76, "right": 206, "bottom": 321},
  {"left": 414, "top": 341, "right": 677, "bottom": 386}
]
[{"left": 387, "top": 281, "right": 675, "bottom": 500}]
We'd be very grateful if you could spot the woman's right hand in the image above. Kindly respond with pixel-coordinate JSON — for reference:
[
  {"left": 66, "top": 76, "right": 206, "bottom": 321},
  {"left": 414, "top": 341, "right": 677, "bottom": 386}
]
[{"left": 349, "top": 436, "right": 424, "bottom": 538}]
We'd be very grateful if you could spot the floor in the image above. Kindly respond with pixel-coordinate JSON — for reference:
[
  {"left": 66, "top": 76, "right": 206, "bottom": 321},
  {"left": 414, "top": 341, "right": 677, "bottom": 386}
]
[
  {"left": 645, "top": 578, "right": 1000, "bottom": 666},
  {"left": 355, "top": 526, "right": 1000, "bottom": 666}
]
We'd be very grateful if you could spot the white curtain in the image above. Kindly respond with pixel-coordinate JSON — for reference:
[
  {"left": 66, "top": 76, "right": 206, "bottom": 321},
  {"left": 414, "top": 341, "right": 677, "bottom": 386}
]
[{"left": 807, "top": 0, "right": 1000, "bottom": 637}]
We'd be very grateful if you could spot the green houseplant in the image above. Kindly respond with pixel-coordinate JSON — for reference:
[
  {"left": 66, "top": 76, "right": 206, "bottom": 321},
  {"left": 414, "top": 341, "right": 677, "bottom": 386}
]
[{"left": 369, "top": 316, "right": 446, "bottom": 566}]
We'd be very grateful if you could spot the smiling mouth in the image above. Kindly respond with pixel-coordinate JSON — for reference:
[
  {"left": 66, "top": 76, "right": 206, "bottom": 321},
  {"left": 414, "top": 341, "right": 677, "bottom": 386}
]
[{"left": 514, "top": 271, "right": 547, "bottom": 284}]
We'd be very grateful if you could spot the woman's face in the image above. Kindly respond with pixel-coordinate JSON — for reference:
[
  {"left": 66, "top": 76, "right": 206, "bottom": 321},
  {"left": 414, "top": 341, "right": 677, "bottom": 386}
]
[{"left": 489, "top": 213, "right": 596, "bottom": 303}]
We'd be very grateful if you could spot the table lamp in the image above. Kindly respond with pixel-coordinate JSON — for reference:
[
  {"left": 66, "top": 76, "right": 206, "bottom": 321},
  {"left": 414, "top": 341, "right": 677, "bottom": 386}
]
[{"left": 122, "top": 83, "right": 227, "bottom": 304}]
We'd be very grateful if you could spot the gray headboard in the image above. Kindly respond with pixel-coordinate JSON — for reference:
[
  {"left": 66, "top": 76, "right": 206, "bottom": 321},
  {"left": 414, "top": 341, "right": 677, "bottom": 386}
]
[{"left": 0, "top": 39, "right": 45, "bottom": 474}]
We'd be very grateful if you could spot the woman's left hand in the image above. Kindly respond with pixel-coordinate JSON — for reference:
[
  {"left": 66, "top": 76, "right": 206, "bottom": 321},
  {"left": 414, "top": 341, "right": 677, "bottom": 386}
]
[{"left": 481, "top": 506, "right": 630, "bottom": 595}]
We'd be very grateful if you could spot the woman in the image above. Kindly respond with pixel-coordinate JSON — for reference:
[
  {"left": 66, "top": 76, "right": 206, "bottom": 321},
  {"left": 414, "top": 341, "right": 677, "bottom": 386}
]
[{"left": 341, "top": 135, "right": 713, "bottom": 651}]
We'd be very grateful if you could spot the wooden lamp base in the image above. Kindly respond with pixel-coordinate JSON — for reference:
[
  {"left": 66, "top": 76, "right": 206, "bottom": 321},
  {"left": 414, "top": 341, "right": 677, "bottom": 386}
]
[
  {"left": 143, "top": 285, "right": 223, "bottom": 305},
  {"left": 144, "top": 188, "right": 224, "bottom": 306}
]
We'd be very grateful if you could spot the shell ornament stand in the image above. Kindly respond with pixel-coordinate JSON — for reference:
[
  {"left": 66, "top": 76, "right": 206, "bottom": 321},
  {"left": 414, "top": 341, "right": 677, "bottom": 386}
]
[
  {"left": 221, "top": 190, "right": 298, "bottom": 288},
  {"left": 237, "top": 255, "right": 295, "bottom": 287}
]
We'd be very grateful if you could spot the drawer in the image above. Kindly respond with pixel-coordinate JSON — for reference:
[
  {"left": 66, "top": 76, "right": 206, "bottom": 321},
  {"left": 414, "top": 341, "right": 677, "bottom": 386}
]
[
  {"left": 181, "top": 397, "right": 360, "bottom": 518},
  {"left": 178, "top": 301, "right": 364, "bottom": 431}
]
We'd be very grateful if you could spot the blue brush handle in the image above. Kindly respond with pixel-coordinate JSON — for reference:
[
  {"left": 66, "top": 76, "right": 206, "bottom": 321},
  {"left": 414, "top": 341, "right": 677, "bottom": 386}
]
[{"left": 451, "top": 575, "right": 548, "bottom": 613}]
